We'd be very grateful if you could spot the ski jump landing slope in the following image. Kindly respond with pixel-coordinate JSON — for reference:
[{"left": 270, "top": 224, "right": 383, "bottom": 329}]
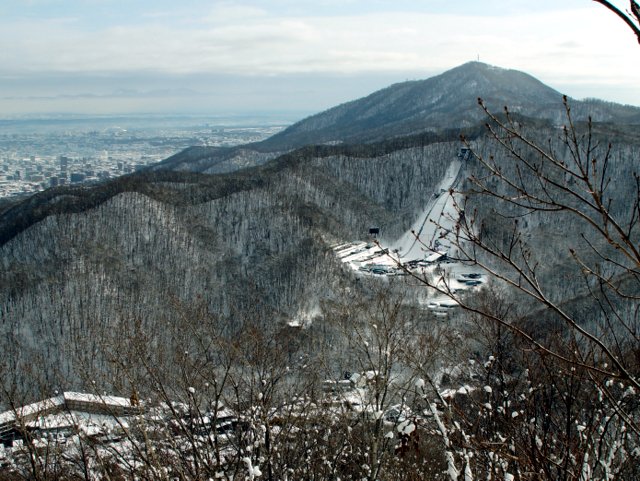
[{"left": 392, "top": 159, "right": 462, "bottom": 261}]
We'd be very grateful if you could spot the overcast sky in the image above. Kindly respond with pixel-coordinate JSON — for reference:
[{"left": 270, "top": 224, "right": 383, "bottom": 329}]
[{"left": 1, "top": 0, "right": 638, "bottom": 119}]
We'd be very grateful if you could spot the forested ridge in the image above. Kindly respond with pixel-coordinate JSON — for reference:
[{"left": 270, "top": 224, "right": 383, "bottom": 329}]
[
  {"left": 2, "top": 58, "right": 640, "bottom": 479},
  {"left": 2, "top": 111, "right": 639, "bottom": 393},
  {"left": 152, "top": 62, "right": 640, "bottom": 174},
  {"left": 1, "top": 130, "right": 470, "bottom": 395}
]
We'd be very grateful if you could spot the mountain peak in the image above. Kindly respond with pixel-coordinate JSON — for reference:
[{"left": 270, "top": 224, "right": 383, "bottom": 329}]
[
  {"left": 260, "top": 62, "right": 564, "bottom": 149},
  {"left": 456, "top": 60, "right": 498, "bottom": 70},
  {"left": 156, "top": 62, "right": 640, "bottom": 172}
]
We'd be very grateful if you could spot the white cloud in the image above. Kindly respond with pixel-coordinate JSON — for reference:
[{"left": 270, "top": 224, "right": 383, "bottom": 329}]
[
  {"left": 1, "top": 7, "right": 634, "bottom": 72},
  {"left": 0, "top": 3, "right": 638, "bottom": 108}
]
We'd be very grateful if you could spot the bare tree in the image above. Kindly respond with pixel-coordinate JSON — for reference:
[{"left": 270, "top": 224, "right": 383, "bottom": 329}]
[
  {"left": 594, "top": 0, "right": 640, "bottom": 44},
  {"left": 411, "top": 92, "right": 640, "bottom": 478}
]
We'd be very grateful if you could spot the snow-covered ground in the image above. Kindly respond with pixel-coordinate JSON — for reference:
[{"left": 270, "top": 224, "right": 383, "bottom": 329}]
[
  {"left": 333, "top": 158, "right": 461, "bottom": 266},
  {"left": 392, "top": 159, "right": 462, "bottom": 260},
  {"left": 333, "top": 159, "right": 463, "bottom": 273},
  {"left": 332, "top": 158, "right": 488, "bottom": 313}
]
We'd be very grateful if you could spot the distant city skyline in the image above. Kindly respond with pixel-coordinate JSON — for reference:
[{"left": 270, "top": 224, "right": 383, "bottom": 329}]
[{"left": 1, "top": 0, "right": 639, "bottom": 119}]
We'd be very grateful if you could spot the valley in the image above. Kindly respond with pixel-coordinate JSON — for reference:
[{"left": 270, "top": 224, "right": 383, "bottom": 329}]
[{"left": 1, "top": 61, "right": 639, "bottom": 480}]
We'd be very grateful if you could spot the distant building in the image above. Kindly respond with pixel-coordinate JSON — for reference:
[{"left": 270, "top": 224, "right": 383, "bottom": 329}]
[
  {"left": 0, "top": 392, "right": 141, "bottom": 448},
  {"left": 458, "top": 148, "right": 472, "bottom": 161},
  {"left": 425, "top": 251, "right": 448, "bottom": 263},
  {"left": 70, "top": 173, "right": 85, "bottom": 183}
]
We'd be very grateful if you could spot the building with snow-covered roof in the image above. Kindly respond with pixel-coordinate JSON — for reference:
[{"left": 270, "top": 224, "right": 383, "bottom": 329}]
[
  {"left": 425, "top": 250, "right": 448, "bottom": 263},
  {"left": 0, "top": 392, "right": 141, "bottom": 447}
]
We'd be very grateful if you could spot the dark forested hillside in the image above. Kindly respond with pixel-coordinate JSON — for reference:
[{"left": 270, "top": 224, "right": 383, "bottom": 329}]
[{"left": 0, "top": 134, "right": 463, "bottom": 396}]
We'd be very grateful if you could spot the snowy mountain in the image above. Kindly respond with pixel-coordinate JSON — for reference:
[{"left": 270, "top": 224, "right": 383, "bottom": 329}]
[{"left": 154, "top": 62, "right": 640, "bottom": 173}]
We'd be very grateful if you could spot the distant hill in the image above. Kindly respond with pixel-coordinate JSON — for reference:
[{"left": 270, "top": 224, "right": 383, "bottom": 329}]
[
  {"left": 153, "top": 62, "right": 640, "bottom": 173},
  {"left": 260, "top": 62, "right": 564, "bottom": 147}
]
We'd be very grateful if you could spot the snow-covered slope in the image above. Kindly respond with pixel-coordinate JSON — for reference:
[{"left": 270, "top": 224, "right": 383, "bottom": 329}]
[
  {"left": 332, "top": 155, "right": 488, "bottom": 314},
  {"left": 333, "top": 157, "right": 463, "bottom": 271},
  {"left": 392, "top": 158, "right": 462, "bottom": 260}
]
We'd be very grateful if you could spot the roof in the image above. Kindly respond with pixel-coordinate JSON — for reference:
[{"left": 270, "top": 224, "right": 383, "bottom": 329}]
[
  {"left": 63, "top": 392, "right": 132, "bottom": 408},
  {"left": 425, "top": 251, "right": 447, "bottom": 263},
  {"left": 0, "top": 396, "right": 65, "bottom": 428},
  {"left": 0, "top": 391, "right": 136, "bottom": 429}
]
